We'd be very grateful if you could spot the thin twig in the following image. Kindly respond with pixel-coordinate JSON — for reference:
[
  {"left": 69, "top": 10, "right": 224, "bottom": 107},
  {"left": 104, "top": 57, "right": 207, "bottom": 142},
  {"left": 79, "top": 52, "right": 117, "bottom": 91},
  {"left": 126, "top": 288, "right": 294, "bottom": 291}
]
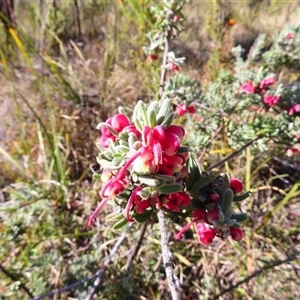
[
  {"left": 74, "top": 0, "right": 82, "bottom": 37},
  {"left": 0, "top": 264, "right": 34, "bottom": 298},
  {"left": 85, "top": 223, "right": 133, "bottom": 300},
  {"left": 213, "top": 254, "right": 300, "bottom": 299},
  {"left": 198, "top": 124, "right": 224, "bottom": 162},
  {"left": 159, "top": 28, "right": 172, "bottom": 97},
  {"left": 30, "top": 224, "right": 132, "bottom": 300},
  {"left": 157, "top": 210, "right": 181, "bottom": 300},
  {"left": 124, "top": 223, "right": 148, "bottom": 272},
  {"left": 208, "top": 137, "right": 261, "bottom": 170}
]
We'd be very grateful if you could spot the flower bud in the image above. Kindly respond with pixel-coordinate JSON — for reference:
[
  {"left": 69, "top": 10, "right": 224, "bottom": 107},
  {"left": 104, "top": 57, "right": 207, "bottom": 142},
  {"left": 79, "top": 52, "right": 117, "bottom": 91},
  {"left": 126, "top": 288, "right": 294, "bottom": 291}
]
[
  {"left": 111, "top": 114, "right": 130, "bottom": 132},
  {"left": 230, "top": 178, "right": 244, "bottom": 193},
  {"left": 230, "top": 227, "right": 244, "bottom": 241}
]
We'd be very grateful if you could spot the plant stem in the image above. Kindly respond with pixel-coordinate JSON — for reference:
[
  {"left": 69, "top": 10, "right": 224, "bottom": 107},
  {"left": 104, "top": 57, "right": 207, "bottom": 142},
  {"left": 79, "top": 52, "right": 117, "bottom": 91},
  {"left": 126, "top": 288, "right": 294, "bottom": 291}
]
[
  {"left": 157, "top": 210, "right": 181, "bottom": 300},
  {"left": 208, "top": 137, "right": 261, "bottom": 170},
  {"left": 159, "top": 27, "right": 172, "bottom": 97}
]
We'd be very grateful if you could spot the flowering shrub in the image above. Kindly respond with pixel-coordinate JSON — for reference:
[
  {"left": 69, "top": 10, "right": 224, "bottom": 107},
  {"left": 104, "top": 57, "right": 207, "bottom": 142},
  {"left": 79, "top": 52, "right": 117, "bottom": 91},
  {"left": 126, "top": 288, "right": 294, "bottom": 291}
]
[
  {"left": 90, "top": 100, "right": 249, "bottom": 245},
  {"left": 89, "top": 2, "right": 249, "bottom": 256},
  {"left": 177, "top": 24, "right": 300, "bottom": 153},
  {"left": 89, "top": 98, "right": 193, "bottom": 227}
]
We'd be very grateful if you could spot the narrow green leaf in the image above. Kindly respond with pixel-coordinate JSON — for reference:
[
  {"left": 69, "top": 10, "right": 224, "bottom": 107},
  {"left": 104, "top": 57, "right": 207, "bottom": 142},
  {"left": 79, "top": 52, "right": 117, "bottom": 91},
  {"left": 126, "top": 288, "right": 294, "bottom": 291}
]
[
  {"left": 221, "top": 188, "right": 233, "bottom": 217},
  {"left": 113, "top": 217, "right": 128, "bottom": 229},
  {"left": 134, "top": 209, "right": 153, "bottom": 223},
  {"left": 156, "top": 98, "right": 170, "bottom": 125},
  {"left": 230, "top": 213, "right": 248, "bottom": 222},
  {"left": 157, "top": 183, "right": 183, "bottom": 194},
  {"left": 233, "top": 191, "right": 252, "bottom": 202}
]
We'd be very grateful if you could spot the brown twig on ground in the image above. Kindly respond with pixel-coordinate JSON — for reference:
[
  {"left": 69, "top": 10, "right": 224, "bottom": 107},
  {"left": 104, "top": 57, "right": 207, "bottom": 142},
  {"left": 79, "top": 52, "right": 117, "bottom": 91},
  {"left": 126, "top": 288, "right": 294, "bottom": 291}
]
[
  {"left": 157, "top": 210, "right": 181, "bottom": 300},
  {"left": 213, "top": 254, "right": 300, "bottom": 299},
  {"left": 124, "top": 222, "right": 148, "bottom": 272}
]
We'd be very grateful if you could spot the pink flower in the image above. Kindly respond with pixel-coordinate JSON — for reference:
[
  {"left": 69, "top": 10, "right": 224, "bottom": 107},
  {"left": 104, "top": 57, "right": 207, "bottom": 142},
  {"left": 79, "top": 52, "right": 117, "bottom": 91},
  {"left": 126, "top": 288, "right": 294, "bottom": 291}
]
[
  {"left": 90, "top": 118, "right": 187, "bottom": 226},
  {"left": 174, "top": 210, "right": 206, "bottom": 240},
  {"left": 173, "top": 14, "right": 180, "bottom": 22},
  {"left": 294, "top": 104, "right": 300, "bottom": 112},
  {"left": 159, "top": 154, "right": 185, "bottom": 175},
  {"left": 88, "top": 177, "right": 127, "bottom": 226},
  {"left": 100, "top": 117, "right": 114, "bottom": 137},
  {"left": 111, "top": 114, "right": 130, "bottom": 132},
  {"left": 121, "top": 125, "right": 141, "bottom": 138},
  {"left": 241, "top": 81, "right": 256, "bottom": 94},
  {"left": 198, "top": 228, "right": 216, "bottom": 245},
  {"left": 170, "top": 62, "right": 180, "bottom": 72},
  {"left": 259, "top": 77, "right": 276, "bottom": 89},
  {"left": 286, "top": 147, "right": 300, "bottom": 157},
  {"left": 288, "top": 104, "right": 300, "bottom": 115},
  {"left": 100, "top": 177, "right": 127, "bottom": 199},
  {"left": 263, "top": 95, "right": 280, "bottom": 106},
  {"left": 176, "top": 104, "right": 196, "bottom": 116},
  {"left": 176, "top": 104, "right": 187, "bottom": 116},
  {"left": 165, "top": 125, "right": 185, "bottom": 141},
  {"left": 193, "top": 115, "right": 204, "bottom": 122},
  {"left": 286, "top": 32, "right": 295, "bottom": 40}
]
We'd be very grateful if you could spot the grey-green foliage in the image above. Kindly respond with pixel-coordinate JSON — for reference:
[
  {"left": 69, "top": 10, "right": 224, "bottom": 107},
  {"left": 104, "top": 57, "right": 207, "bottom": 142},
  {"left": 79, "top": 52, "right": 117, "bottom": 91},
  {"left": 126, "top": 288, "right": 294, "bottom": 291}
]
[
  {"left": 164, "top": 73, "right": 202, "bottom": 104},
  {"left": 262, "top": 24, "right": 300, "bottom": 70},
  {"left": 180, "top": 24, "right": 300, "bottom": 153}
]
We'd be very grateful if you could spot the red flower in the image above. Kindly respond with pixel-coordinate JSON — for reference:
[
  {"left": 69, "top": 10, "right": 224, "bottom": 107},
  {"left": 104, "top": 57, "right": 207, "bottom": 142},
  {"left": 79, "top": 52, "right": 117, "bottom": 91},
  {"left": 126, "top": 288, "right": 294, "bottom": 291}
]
[
  {"left": 209, "top": 193, "right": 220, "bottom": 203},
  {"left": 163, "top": 192, "right": 191, "bottom": 212},
  {"left": 230, "top": 227, "right": 243, "bottom": 241},
  {"left": 230, "top": 178, "right": 244, "bottom": 193},
  {"left": 148, "top": 54, "right": 158, "bottom": 61},
  {"left": 263, "top": 95, "right": 280, "bottom": 106},
  {"left": 169, "top": 62, "right": 180, "bottom": 72},
  {"left": 198, "top": 226, "right": 216, "bottom": 245}
]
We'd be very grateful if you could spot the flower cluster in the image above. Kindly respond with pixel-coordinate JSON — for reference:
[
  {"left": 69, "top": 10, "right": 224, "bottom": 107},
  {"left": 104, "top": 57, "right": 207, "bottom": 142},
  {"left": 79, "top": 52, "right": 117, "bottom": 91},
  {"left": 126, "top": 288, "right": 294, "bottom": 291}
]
[
  {"left": 240, "top": 77, "right": 280, "bottom": 107},
  {"left": 175, "top": 103, "right": 196, "bottom": 116},
  {"left": 287, "top": 103, "right": 300, "bottom": 116},
  {"left": 89, "top": 99, "right": 191, "bottom": 227},
  {"left": 175, "top": 157, "right": 249, "bottom": 246}
]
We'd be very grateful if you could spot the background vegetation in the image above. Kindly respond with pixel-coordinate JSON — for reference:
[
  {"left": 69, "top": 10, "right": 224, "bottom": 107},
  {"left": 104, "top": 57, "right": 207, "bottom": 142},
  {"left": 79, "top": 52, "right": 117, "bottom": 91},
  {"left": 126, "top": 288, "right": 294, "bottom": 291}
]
[{"left": 0, "top": 0, "right": 300, "bottom": 299}]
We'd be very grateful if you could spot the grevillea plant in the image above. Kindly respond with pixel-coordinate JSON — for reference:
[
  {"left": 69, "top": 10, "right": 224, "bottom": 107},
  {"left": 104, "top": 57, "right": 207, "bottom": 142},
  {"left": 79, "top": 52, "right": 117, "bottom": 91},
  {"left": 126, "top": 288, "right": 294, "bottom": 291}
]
[
  {"left": 169, "top": 24, "right": 300, "bottom": 154},
  {"left": 89, "top": 1, "right": 249, "bottom": 298},
  {"left": 89, "top": 99, "right": 249, "bottom": 242}
]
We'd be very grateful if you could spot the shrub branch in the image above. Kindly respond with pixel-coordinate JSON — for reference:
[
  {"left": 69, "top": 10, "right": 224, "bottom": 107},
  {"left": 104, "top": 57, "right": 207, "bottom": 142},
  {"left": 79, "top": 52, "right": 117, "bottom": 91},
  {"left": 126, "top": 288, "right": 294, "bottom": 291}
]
[{"left": 157, "top": 210, "right": 181, "bottom": 300}]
